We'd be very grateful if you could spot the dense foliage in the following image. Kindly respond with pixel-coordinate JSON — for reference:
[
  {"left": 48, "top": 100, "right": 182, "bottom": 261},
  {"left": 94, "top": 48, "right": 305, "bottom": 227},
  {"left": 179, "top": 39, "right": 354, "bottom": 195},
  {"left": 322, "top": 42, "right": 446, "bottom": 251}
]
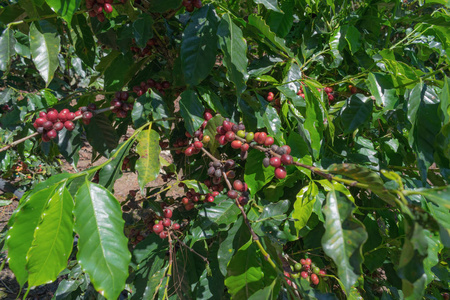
[{"left": 1, "top": 0, "right": 450, "bottom": 299}]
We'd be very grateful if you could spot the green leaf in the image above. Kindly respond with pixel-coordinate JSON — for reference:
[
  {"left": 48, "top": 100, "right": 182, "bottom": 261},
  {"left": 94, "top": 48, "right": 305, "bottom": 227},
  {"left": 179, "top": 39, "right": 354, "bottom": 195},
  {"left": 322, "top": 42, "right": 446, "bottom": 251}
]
[
  {"left": 99, "top": 138, "right": 134, "bottom": 190},
  {"left": 6, "top": 183, "right": 62, "bottom": 286},
  {"left": 344, "top": 26, "right": 361, "bottom": 54},
  {"left": 321, "top": 189, "right": 368, "bottom": 294},
  {"left": 133, "top": 14, "right": 153, "bottom": 48},
  {"left": 26, "top": 184, "right": 74, "bottom": 287},
  {"left": 29, "top": 22, "right": 61, "bottom": 86},
  {"left": 85, "top": 113, "right": 119, "bottom": 158},
  {"left": 179, "top": 89, "right": 205, "bottom": 135},
  {"left": 0, "top": 28, "right": 16, "bottom": 72},
  {"left": 293, "top": 182, "right": 317, "bottom": 233},
  {"left": 254, "top": 0, "right": 281, "bottom": 12},
  {"left": 190, "top": 196, "right": 240, "bottom": 243},
  {"left": 367, "top": 72, "right": 398, "bottom": 111},
  {"left": 217, "top": 217, "right": 248, "bottom": 276},
  {"left": 303, "top": 86, "right": 325, "bottom": 160},
  {"left": 45, "top": 0, "right": 81, "bottom": 23},
  {"left": 415, "top": 186, "right": 450, "bottom": 209},
  {"left": 225, "top": 240, "right": 277, "bottom": 299},
  {"left": 74, "top": 180, "right": 131, "bottom": 300},
  {"left": 136, "top": 128, "right": 161, "bottom": 193},
  {"left": 340, "top": 94, "right": 373, "bottom": 134},
  {"left": 244, "top": 150, "right": 274, "bottom": 194},
  {"left": 71, "top": 14, "right": 96, "bottom": 68},
  {"left": 217, "top": 14, "right": 249, "bottom": 96},
  {"left": 407, "top": 83, "right": 441, "bottom": 182},
  {"left": 266, "top": 0, "right": 294, "bottom": 37},
  {"left": 104, "top": 52, "right": 134, "bottom": 91},
  {"left": 439, "top": 76, "right": 450, "bottom": 124},
  {"left": 181, "top": 4, "right": 219, "bottom": 86},
  {"left": 248, "top": 14, "right": 294, "bottom": 58},
  {"left": 132, "top": 90, "right": 170, "bottom": 129},
  {"left": 89, "top": 50, "right": 121, "bottom": 85}
]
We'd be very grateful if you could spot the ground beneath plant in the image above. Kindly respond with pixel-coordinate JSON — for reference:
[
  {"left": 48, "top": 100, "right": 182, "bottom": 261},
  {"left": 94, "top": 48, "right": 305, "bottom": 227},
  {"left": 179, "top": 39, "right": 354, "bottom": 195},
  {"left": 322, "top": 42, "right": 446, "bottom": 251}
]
[{"left": 0, "top": 127, "right": 180, "bottom": 299}]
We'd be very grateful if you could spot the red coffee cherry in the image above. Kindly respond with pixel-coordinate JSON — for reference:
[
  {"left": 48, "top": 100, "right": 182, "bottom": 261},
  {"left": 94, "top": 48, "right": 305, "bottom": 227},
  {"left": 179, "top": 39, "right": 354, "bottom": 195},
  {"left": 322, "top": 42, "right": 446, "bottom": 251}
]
[
  {"left": 305, "top": 258, "right": 312, "bottom": 265},
  {"left": 47, "top": 110, "right": 58, "bottom": 122},
  {"left": 311, "top": 273, "right": 319, "bottom": 285},
  {"left": 301, "top": 271, "right": 309, "bottom": 279},
  {"left": 173, "top": 223, "right": 180, "bottom": 230},
  {"left": 64, "top": 121, "right": 75, "bottom": 131},
  {"left": 281, "top": 145, "right": 291, "bottom": 155},
  {"left": 35, "top": 117, "right": 46, "bottom": 127},
  {"left": 39, "top": 111, "right": 47, "bottom": 118},
  {"left": 233, "top": 180, "right": 244, "bottom": 192},
  {"left": 43, "top": 121, "right": 54, "bottom": 130},
  {"left": 231, "top": 140, "right": 242, "bottom": 149},
  {"left": 185, "top": 146, "right": 195, "bottom": 156},
  {"left": 162, "top": 218, "right": 171, "bottom": 227},
  {"left": 194, "top": 141, "right": 203, "bottom": 149},
  {"left": 159, "top": 231, "right": 168, "bottom": 239},
  {"left": 328, "top": 94, "right": 334, "bottom": 101},
  {"left": 240, "top": 143, "right": 249, "bottom": 152},
  {"left": 47, "top": 129, "right": 57, "bottom": 139},
  {"left": 204, "top": 112, "right": 213, "bottom": 121},
  {"left": 225, "top": 131, "right": 236, "bottom": 142},
  {"left": 255, "top": 132, "right": 267, "bottom": 144},
  {"left": 53, "top": 122, "right": 64, "bottom": 131},
  {"left": 267, "top": 92, "right": 274, "bottom": 102},
  {"left": 83, "top": 111, "right": 93, "bottom": 120},
  {"left": 264, "top": 136, "right": 274, "bottom": 146},
  {"left": 222, "top": 120, "right": 233, "bottom": 132},
  {"left": 163, "top": 208, "right": 173, "bottom": 218},
  {"left": 227, "top": 190, "right": 238, "bottom": 199},
  {"left": 274, "top": 166, "right": 287, "bottom": 179},
  {"left": 218, "top": 135, "right": 227, "bottom": 145},
  {"left": 153, "top": 223, "right": 164, "bottom": 234},
  {"left": 324, "top": 87, "right": 333, "bottom": 93},
  {"left": 319, "top": 270, "right": 326, "bottom": 276},
  {"left": 269, "top": 157, "right": 281, "bottom": 168},
  {"left": 280, "top": 154, "right": 293, "bottom": 165}
]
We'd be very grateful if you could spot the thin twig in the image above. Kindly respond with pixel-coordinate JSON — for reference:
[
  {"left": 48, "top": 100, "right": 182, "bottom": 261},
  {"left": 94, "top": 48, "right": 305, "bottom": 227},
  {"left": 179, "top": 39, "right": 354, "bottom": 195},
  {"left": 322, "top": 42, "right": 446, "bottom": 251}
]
[{"left": 170, "top": 233, "right": 209, "bottom": 264}]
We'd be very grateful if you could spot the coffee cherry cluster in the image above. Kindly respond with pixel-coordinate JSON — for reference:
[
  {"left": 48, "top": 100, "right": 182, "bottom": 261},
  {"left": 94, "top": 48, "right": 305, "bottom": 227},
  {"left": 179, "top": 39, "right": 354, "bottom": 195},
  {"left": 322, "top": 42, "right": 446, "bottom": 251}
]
[
  {"left": 182, "top": 0, "right": 202, "bottom": 12},
  {"left": 229, "top": 179, "right": 250, "bottom": 205},
  {"left": 33, "top": 108, "right": 92, "bottom": 142},
  {"left": 132, "top": 79, "right": 171, "bottom": 97},
  {"left": 181, "top": 187, "right": 222, "bottom": 211},
  {"left": 290, "top": 258, "right": 326, "bottom": 286},
  {"left": 152, "top": 208, "right": 180, "bottom": 239},
  {"left": 111, "top": 91, "right": 133, "bottom": 118},
  {"left": 296, "top": 85, "right": 335, "bottom": 103},
  {"left": 86, "top": 0, "right": 122, "bottom": 22},
  {"left": 262, "top": 144, "right": 292, "bottom": 179},
  {"left": 130, "top": 38, "right": 157, "bottom": 58},
  {"left": 181, "top": 109, "right": 214, "bottom": 156},
  {"left": 206, "top": 159, "right": 236, "bottom": 185}
]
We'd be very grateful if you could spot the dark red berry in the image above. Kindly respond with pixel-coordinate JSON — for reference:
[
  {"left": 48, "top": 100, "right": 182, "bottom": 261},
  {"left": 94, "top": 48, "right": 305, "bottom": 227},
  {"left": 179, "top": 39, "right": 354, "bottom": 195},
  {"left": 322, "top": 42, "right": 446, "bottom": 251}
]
[
  {"left": 185, "top": 146, "right": 195, "bottom": 156},
  {"left": 267, "top": 92, "right": 274, "bottom": 102},
  {"left": 159, "top": 231, "right": 168, "bottom": 239},
  {"left": 264, "top": 136, "right": 274, "bottom": 146},
  {"left": 47, "top": 110, "right": 58, "bottom": 122},
  {"left": 153, "top": 223, "right": 164, "bottom": 234},
  {"left": 281, "top": 145, "right": 291, "bottom": 155},
  {"left": 263, "top": 157, "right": 270, "bottom": 168},
  {"left": 162, "top": 218, "right": 171, "bottom": 227},
  {"left": 222, "top": 120, "right": 233, "bottom": 132},
  {"left": 163, "top": 208, "right": 173, "bottom": 218},
  {"left": 47, "top": 129, "right": 57, "bottom": 139},
  {"left": 233, "top": 180, "right": 244, "bottom": 192},
  {"left": 53, "top": 122, "right": 64, "bottom": 131},
  {"left": 173, "top": 223, "right": 180, "bottom": 230},
  {"left": 269, "top": 157, "right": 281, "bottom": 168},
  {"left": 194, "top": 141, "right": 203, "bottom": 149},
  {"left": 280, "top": 154, "right": 293, "bottom": 165},
  {"left": 43, "top": 121, "right": 54, "bottom": 130},
  {"left": 274, "top": 166, "right": 287, "bottom": 179},
  {"left": 35, "top": 117, "right": 46, "bottom": 127},
  {"left": 83, "top": 111, "right": 93, "bottom": 120},
  {"left": 227, "top": 190, "right": 238, "bottom": 199}
]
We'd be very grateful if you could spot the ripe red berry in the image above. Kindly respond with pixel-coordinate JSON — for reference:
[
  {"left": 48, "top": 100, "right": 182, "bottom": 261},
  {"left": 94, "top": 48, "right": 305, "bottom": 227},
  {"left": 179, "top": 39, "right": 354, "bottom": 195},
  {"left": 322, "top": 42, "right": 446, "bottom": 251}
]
[
  {"left": 83, "top": 111, "right": 93, "bottom": 120},
  {"left": 305, "top": 258, "right": 312, "bottom": 265},
  {"left": 225, "top": 131, "right": 235, "bottom": 142},
  {"left": 162, "top": 218, "right": 171, "bottom": 227},
  {"left": 300, "top": 259, "right": 306, "bottom": 265},
  {"left": 269, "top": 157, "right": 281, "bottom": 168},
  {"left": 227, "top": 190, "right": 238, "bottom": 199},
  {"left": 194, "top": 141, "right": 203, "bottom": 149},
  {"left": 164, "top": 208, "right": 173, "bottom": 218},
  {"left": 301, "top": 271, "right": 309, "bottom": 279},
  {"left": 153, "top": 223, "right": 164, "bottom": 234},
  {"left": 41, "top": 133, "right": 51, "bottom": 142},
  {"left": 182, "top": 197, "right": 189, "bottom": 205},
  {"left": 47, "top": 129, "right": 57, "bottom": 139},
  {"left": 264, "top": 136, "right": 274, "bottom": 146},
  {"left": 280, "top": 154, "right": 293, "bottom": 165},
  {"left": 212, "top": 191, "right": 220, "bottom": 197},
  {"left": 193, "top": 0, "right": 202, "bottom": 8},
  {"left": 47, "top": 110, "right": 58, "bottom": 122},
  {"left": 328, "top": 94, "right": 334, "bottom": 101},
  {"left": 319, "top": 270, "right": 326, "bottom": 276},
  {"left": 35, "top": 117, "right": 46, "bottom": 127},
  {"left": 159, "top": 231, "right": 168, "bottom": 239},
  {"left": 53, "top": 121, "right": 64, "bottom": 131},
  {"left": 206, "top": 195, "right": 215, "bottom": 202},
  {"left": 64, "top": 121, "right": 75, "bottom": 131},
  {"left": 255, "top": 132, "right": 267, "bottom": 144},
  {"left": 222, "top": 120, "right": 233, "bottom": 132},
  {"left": 311, "top": 273, "right": 319, "bottom": 285},
  {"left": 173, "top": 223, "right": 180, "bottom": 230},
  {"left": 218, "top": 135, "right": 227, "bottom": 145},
  {"left": 185, "top": 146, "right": 195, "bottom": 156},
  {"left": 324, "top": 87, "right": 333, "bottom": 94},
  {"left": 75, "top": 110, "right": 82, "bottom": 117},
  {"left": 274, "top": 166, "right": 287, "bottom": 179},
  {"left": 233, "top": 180, "right": 244, "bottom": 192},
  {"left": 231, "top": 140, "right": 242, "bottom": 149},
  {"left": 39, "top": 111, "right": 47, "bottom": 118},
  {"left": 281, "top": 145, "right": 291, "bottom": 155},
  {"left": 240, "top": 143, "right": 249, "bottom": 152},
  {"left": 43, "top": 121, "right": 54, "bottom": 130}
]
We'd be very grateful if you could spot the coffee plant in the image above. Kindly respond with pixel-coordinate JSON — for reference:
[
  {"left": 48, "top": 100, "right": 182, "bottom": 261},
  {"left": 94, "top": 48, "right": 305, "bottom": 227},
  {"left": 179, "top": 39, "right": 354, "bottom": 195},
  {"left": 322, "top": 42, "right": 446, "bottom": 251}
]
[{"left": 0, "top": 0, "right": 449, "bottom": 299}]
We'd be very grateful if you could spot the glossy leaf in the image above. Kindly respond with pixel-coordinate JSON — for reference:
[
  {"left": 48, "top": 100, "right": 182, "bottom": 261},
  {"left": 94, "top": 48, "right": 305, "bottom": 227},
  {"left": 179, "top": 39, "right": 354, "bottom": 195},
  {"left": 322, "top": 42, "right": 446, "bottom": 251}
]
[
  {"left": 45, "top": 0, "right": 81, "bottom": 23},
  {"left": 266, "top": 0, "right": 294, "bottom": 37},
  {"left": 133, "top": 14, "right": 153, "bottom": 48},
  {"left": 85, "top": 113, "right": 119, "bottom": 158},
  {"left": 244, "top": 150, "right": 275, "bottom": 194},
  {"left": 136, "top": 128, "right": 161, "bottom": 193},
  {"left": 181, "top": 4, "right": 219, "bottom": 86},
  {"left": 0, "top": 28, "right": 16, "bottom": 72},
  {"left": 74, "top": 180, "right": 131, "bottom": 300},
  {"left": 6, "top": 183, "right": 62, "bottom": 286},
  {"left": 29, "top": 22, "right": 61, "bottom": 86},
  {"left": 293, "top": 182, "right": 317, "bottom": 233},
  {"left": 415, "top": 186, "right": 450, "bottom": 209},
  {"left": 254, "top": 0, "right": 281, "bottom": 12},
  {"left": 71, "top": 14, "right": 96, "bottom": 68},
  {"left": 321, "top": 190, "right": 368, "bottom": 294},
  {"left": 179, "top": 89, "right": 205, "bottom": 135},
  {"left": 99, "top": 138, "right": 134, "bottom": 190},
  {"left": 26, "top": 184, "right": 74, "bottom": 287},
  {"left": 217, "top": 14, "right": 249, "bottom": 96},
  {"left": 340, "top": 94, "right": 373, "bottom": 134},
  {"left": 367, "top": 72, "right": 398, "bottom": 111},
  {"left": 225, "top": 240, "right": 277, "bottom": 299}
]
